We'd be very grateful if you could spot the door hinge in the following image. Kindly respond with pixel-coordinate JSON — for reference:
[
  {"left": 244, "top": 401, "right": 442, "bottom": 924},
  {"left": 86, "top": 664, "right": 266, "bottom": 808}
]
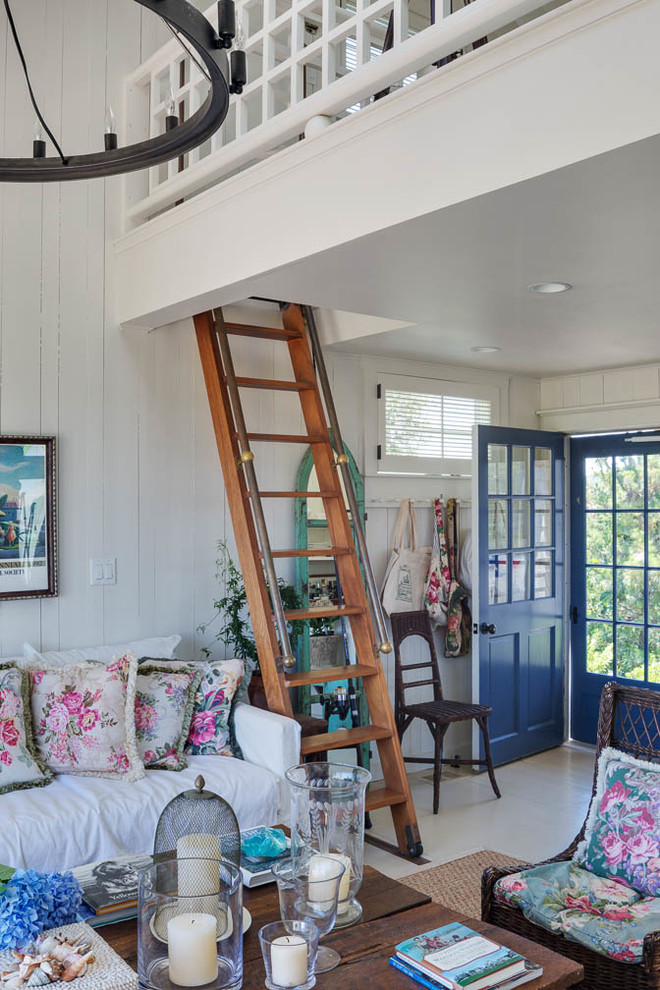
[
  {"left": 377, "top": 444, "right": 382, "bottom": 461},
  {"left": 570, "top": 605, "right": 578, "bottom": 624},
  {"left": 377, "top": 383, "right": 382, "bottom": 399}
]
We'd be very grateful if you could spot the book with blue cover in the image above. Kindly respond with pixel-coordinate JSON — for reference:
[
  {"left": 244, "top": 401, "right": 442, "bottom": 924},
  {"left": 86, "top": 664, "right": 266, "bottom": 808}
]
[
  {"left": 395, "top": 922, "right": 528, "bottom": 990},
  {"left": 389, "top": 955, "right": 543, "bottom": 990}
]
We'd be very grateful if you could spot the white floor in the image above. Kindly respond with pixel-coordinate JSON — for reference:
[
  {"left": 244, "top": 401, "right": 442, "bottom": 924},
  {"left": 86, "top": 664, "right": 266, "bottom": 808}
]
[{"left": 364, "top": 744, "right": 595, "bottom": 879}]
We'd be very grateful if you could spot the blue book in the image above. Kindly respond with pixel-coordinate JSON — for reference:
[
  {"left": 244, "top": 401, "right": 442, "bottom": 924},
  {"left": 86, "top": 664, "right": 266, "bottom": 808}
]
[
  {"left": 389, "top": 956, "right": 543, "bottom": 990},
  {"left": 395, "top": 922, "right": 528, "bottom": 990}
]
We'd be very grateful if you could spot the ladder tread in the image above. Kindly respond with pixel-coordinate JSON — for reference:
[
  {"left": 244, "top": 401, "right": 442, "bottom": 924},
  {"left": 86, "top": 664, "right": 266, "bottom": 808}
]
[
  {"left": 269, "top": 547, "right": 353, "bottom": 558},
  {"left": 224, "top": 323, "right": 302, "bottom": 341},
  {"left": 242, "top": 433, "right": 326, "bottom": 444},
  {"left": 235, "top": 376, "right": 313, "bottom": 392},
  {"left": 283, "top": 605, "right": 364, "bottom": 620},
  {"left": 253, "top": 491, "right": 340, "bottom": 499},
  {"left": 285, "top": 664, "right": 377, "bottom": 687},
  {"left": 300, "top": 724, "right": 392, "bottom": 755},
  {"left": 366, "top": 787, "right": 408, "bottom": 811}
]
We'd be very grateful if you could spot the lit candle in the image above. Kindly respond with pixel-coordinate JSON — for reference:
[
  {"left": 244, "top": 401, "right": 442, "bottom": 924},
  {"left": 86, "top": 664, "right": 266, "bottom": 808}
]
[
  {"left": 177, "top": 833, "right": 223, "bottom": 896},
  {"left": 168, "top": 913, "right": 218, "bottom": 987},
  {"left": 270, "top": 935, "right": 308, "bottom": 988},
  {"left": 321, "top": 854, "right": 352, "bottom": 913}
]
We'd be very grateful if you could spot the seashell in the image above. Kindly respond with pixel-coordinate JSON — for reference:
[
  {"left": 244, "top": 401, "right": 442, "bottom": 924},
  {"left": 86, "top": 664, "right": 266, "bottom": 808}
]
[
  {"left": 35, "top": 940, "right": 57, "bottom": 957},
  {"left": 26, "top": 971, "right": 49, "bottom": 987},
  {"left": 61, "top": 952, "right": 93, "bottom": 983},
  {"left": 5, "top": 978, "right": 24, "bottom": 990}
]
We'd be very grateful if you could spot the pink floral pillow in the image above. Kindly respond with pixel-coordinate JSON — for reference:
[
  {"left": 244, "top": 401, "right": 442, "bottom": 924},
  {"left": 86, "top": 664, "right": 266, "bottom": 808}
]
[
  {"left": 29, "top": 653, "right": 143, "bottom": 780},
  {"left": 185, "top": 659, "right": 244, "bottom": 757},
  {"left": 135, "top": 663, "right": 202, "bottom": 770},
  {"left": 0, "top": 663, "right": 52, "bottom": 794}
]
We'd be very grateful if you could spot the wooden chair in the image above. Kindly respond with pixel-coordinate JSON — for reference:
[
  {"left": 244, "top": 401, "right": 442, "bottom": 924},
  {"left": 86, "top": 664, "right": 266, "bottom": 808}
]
[
  {"left": 391, "top": 610, "right": 501, "bottom": 814},
  {"left": 482, "top": 682, "right": 660, "bottom": 990}
]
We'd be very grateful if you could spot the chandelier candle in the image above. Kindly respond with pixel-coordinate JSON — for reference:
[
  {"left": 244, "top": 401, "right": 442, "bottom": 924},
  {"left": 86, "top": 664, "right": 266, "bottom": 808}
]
[{"left": 167, "top": 913, "right": 218, "bottom": 987}]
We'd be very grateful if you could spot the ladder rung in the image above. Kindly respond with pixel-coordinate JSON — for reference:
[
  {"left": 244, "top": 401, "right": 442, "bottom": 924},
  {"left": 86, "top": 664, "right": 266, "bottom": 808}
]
[
  {"left": 300, "top": 725, "right": 392, "bottom": 755},
  {"left": 283, "top": 605, "right": 364, "bottom": 621},
  {"left": 241, "top": 433, "right": 325, "bottom": 444},
  {"left": 253, "top": 491, "right": 340, "bottom": 499},
  {"left": 366, "top": 787, "right": 408, "bottom": 812},
  {"left": 270, "top": 547, "right": 352, "bottom": 558},
  {"left": 224, "top": 323, "right": 302, "bottom": 341},
  {"left": 286, "top": 664, "right": 378, "bottom": 688},
  {"left": 405, "top": 679, "right": 436, "bottom": 688},
  {"left": 235, "top": 377, "right": 314, "bottom": 392},
  {"left": 401, "top": 662, "right": 434, "bottom": 671}
]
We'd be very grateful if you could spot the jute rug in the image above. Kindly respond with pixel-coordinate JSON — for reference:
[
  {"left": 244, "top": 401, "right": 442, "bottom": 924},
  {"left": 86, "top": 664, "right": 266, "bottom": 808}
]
[{"left": 400, "top": 849, "right": 520, "bottom": 919}]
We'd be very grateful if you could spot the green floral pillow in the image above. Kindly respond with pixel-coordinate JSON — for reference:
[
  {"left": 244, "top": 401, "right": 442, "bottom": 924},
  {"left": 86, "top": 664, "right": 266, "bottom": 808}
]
[
  {"left": 186, "top": 659, "right": 244, "bottom": 757},
  {"left": 0, "top": 663, "right": 52, "bottom": 794},
  {"left": 575, "top": 747, "right": 660, "bottom": 897},
  {"left": 136, "top": 664, "right": 203, "bottom": 771}
]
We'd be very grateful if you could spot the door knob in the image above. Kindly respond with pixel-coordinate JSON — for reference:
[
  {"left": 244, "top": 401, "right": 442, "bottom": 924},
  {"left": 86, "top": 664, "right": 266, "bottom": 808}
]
[{"left": 480, "top": 622, "right": 497, "bottom": 635}]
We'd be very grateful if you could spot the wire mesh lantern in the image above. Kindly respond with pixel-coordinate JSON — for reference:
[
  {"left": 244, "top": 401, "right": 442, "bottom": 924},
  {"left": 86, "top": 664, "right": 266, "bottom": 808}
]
[{"left": 154, "top": 774, "right": 241, "bottom": 867}]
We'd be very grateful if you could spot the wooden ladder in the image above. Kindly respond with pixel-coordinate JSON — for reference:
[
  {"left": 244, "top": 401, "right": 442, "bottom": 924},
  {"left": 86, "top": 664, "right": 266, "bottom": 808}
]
[{"left": 194, "top": 303, "right": 423, "bottom": 858}]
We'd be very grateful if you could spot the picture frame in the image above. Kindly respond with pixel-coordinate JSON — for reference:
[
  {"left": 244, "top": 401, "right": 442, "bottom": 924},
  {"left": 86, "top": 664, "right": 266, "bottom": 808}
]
[{"left": 0, "top": 436, "right": 57, "bottom": 601}]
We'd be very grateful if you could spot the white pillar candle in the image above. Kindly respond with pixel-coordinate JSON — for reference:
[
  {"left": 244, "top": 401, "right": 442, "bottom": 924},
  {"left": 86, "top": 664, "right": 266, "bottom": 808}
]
[
  {"left": 320, "top": 854, "right": 352, "bottom": 913},
  {"left": 177, "top": 834, "right": 223, "bottom": 897},
  {"left": 270, "top": 935, "right": 308, "bottom": 988},
  {"left": 307, "top": 855, "right": 339, "bottom": 908},
  {"left": 168, "top": 912, "right": 218, "bottom": 987}
]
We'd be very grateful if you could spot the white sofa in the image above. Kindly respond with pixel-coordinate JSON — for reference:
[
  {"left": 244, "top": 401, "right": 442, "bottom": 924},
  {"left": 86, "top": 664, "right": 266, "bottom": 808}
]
[{"left": 1, "top": 703, "right": 301, "bottom": 873}]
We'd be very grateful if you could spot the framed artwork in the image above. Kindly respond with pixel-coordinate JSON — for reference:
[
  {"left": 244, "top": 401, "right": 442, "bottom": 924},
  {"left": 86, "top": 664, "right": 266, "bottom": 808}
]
[{"left": 0, "top": 437, "right": 57, "bottom": 600}]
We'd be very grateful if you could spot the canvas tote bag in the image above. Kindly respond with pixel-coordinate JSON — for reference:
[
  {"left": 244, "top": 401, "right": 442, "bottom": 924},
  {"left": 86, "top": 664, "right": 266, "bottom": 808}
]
[
  {"left": 423, "top": 498, "right": 450, "bottom": 626},
  {"left": 380, "top": 499, "right": 431, "bottom": 615}
]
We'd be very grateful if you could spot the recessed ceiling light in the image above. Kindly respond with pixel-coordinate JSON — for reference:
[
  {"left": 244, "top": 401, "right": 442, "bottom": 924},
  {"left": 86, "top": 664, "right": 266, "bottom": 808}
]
[
  {"left": 527, "top": 281, "right": 572, "bottom": 294},
  {"left": 471, "top": 346, "right": 501, "bottom": 354}
]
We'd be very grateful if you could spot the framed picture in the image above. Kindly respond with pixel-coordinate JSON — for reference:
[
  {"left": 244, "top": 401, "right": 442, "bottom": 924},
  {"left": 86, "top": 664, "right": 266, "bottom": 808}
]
[{"left": 0, "top": 437, "right": 57, "bottom": 601}]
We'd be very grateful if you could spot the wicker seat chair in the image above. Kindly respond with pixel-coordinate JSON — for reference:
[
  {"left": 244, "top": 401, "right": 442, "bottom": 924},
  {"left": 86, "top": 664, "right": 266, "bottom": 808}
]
[{"left": 482, "top": 682, "right": 660, "bottom": 990}]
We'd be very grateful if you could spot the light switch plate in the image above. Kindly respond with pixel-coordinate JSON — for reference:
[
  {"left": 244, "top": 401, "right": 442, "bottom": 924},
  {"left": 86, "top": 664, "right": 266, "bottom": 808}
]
[{"left": 90, "top": 558, "right": 116, "bottom": 586}]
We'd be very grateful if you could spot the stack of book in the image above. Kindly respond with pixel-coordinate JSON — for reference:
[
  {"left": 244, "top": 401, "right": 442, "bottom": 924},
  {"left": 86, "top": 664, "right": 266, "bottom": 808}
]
[
  {"left": 72, "top": 853, "right": 153, "bottom": 928},
  {"left": 390, "top": 922, "right": 543, "bottom": 990}
]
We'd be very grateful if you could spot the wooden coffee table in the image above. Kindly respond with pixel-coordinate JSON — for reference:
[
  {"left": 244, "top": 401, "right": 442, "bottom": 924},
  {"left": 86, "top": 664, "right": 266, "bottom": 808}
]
[{"left": 103, "top": 865, "right": 583, "bottom": 989}]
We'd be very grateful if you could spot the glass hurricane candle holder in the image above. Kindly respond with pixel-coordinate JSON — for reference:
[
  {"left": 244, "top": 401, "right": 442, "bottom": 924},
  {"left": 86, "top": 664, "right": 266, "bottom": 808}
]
[
  {"left": 258, "top": 920, "right": 319, "bottom": 990},
  {"left": 286, "top": 762, "right": 371, "bottom": 928},
  {"left": 137, "top": 856, "right": 242, "bottom": 990},
  {"left": 272, "top": 857, "right": 345, "bottom": 973}
]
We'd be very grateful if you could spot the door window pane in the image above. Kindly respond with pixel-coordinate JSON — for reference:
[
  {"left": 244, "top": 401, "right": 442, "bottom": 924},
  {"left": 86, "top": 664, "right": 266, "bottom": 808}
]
[
  {"left": 587, "top": 621, "right": 614, "bottom": 676},
  {"left": 649, "top": 572, "right": 660, "bottom": 624},
  {"left": 648, "top": 455, "right": 660, "bottom": 509},
  {"left": 535, "top": 448, "right": 553, "bottom": 496},
  {"left": 535, "top": 499, "right": 553, "bottom": 547},
  {"left": 586, "top": 513, "right": 612, "bottom": 565},
  {"left": 488, "top": 445, "right": 508, "bottom": 495},
  {"left": 586, "top": 567, "right": 613, "bottom": 620},
  {"left": 649, "top": 514, "right": 660, "bottom": 567},
  {"left": 512, "top": 553, "right": 532, "bottom": 602},
  {"left": 617, "top": 513, "right": 645, "bottom": 566},
  {"left": 615, "top": 455, "right": 645, "bottom": 509},
  {"left": 586, "top": 456, "right": 612, "bottom": 509},
  {"left": 512, "top": 447, "right": 531, "bottom": 495},
  {"left": 512, "top": 500, "right": 531, "bottom": 548},
  {"left": 617, "top": 624, "right": 645, "bottom": 680},
  {"left": 617, "top": 568, "right": 645, "bottom": 623},
  {"left": 535, "top": 549, "right": 553, "bottom": 599},
  {"left": 489, "top": 554, "right": 508, "bottom": 604},
  {"left": 489, "top": 500, "right": 508, "bottom": 549},
  {"left": 649, "top": 628, "right": 660, "bottom": 683}
]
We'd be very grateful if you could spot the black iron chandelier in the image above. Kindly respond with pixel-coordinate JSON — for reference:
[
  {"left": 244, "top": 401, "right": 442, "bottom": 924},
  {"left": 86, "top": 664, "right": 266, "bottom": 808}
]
[{"left": 0, "top": 0, "right": 246, "bottom": 182}]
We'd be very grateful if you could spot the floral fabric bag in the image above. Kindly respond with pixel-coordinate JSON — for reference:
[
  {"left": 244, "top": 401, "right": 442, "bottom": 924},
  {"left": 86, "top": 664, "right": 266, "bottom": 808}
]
[
  {"left": 423, "top": 499, "right": 450, "bottom": 626},
  {"left": 444, "top": 498, "right": 472, "bottom": 658},
  {"left": 381, "top": 499, "right": 431, "bottom": 616}
]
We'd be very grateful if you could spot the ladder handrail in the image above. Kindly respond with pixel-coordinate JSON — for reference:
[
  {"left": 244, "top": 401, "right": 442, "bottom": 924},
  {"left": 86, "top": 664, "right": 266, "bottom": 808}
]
[
  {"left": 301, "top": 304, "right": 392, "bottom": 656},
  {"left": 212, "top": 309, "right": 295, "bottom": 669}
]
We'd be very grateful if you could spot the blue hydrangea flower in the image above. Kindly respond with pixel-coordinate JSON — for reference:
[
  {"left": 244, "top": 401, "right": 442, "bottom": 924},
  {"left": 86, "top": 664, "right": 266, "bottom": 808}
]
[{"left": 0, "top": 870, "right": 82, "bottom": 951}]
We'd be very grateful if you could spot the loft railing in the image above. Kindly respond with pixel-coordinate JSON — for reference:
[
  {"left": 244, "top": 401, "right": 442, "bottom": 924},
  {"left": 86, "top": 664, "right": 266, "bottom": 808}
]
[{"left": 125, "top": 0, "right": 567, "bottom": 225}]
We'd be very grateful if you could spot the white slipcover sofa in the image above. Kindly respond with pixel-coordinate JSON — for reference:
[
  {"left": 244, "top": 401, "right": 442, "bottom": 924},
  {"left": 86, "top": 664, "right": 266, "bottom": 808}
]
[{"left": 1, "top": 702, "right": 301, "bottom": 873}]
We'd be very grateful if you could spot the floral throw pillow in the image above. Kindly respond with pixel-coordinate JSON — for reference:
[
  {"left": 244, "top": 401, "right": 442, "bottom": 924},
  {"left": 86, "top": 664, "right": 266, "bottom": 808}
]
[
  {"left": 136, "top": 663, "right": 203, "bottom": 771},
  {"left": 0, "top": 663, "right": 52, "bottom": 795},
  {"left": 29, "top": 653, "right": 144, "bottom": 781},
  {"left": 186, "top": 659, "right": 244, "bottom": 757},
  {"left": 575, "top": 747, "right": 660, "bottom": 897}
]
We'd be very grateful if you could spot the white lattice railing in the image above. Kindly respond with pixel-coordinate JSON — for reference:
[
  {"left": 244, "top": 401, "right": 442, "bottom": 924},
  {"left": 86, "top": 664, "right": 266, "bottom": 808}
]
[{"left": 125, "top": 0, "right": 567, "bottom": 225}]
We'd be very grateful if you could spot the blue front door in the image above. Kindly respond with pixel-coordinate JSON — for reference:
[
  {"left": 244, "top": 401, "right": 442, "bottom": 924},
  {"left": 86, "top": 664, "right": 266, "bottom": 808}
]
[
  {"left": 475, "top": 426, "right": 565, "bottom": 765},
  {"left": 570, "top": 432, "right": 660, "bottom": 743}
]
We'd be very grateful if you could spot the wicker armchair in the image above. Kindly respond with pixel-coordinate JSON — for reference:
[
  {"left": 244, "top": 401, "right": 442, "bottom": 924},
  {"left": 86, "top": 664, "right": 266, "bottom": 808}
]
[{"left": 482, "top": 682, "right": 660, "bottom": 989}]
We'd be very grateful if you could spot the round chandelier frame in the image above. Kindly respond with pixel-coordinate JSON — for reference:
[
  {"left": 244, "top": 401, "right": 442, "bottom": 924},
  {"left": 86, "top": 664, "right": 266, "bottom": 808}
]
[{"left": 0, "top": 0, "right": 233, "bottom": 182}]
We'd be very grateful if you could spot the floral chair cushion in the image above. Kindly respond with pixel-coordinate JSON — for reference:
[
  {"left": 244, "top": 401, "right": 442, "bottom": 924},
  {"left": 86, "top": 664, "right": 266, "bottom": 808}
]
[
  {"left": 494, "top": 860, "right": 660, "bottom": 964},
  {"left": 29, "top": 653, "right": 143, "bottom": 780},
  {"left": 0, "top": 663, "right": 52, "bottom": 795},
  {"left": 574, "top": 747, "right": 660, "bottom": 897},
  {"left": 185, "top": 658, "right": 244, "bottom": 757},
  {"left": 135, "top": 663, "right": 203, "bottom": 770}
]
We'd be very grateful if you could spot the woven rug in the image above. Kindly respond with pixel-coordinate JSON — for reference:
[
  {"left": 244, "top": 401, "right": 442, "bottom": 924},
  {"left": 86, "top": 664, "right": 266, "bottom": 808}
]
[{"left": 400, "top": 849, "right": 520, "bottom": 919}]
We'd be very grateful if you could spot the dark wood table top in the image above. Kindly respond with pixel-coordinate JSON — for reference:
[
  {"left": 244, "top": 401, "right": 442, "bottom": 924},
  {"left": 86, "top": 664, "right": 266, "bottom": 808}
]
[{"left": 102, "top": 867, "right": 583, "bottom": 989}]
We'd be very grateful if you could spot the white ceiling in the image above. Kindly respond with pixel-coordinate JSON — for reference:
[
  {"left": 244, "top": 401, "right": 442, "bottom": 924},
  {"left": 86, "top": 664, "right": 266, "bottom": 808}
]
[{"left": 248, "top": 134, "right": 660, "bottom": 378}]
